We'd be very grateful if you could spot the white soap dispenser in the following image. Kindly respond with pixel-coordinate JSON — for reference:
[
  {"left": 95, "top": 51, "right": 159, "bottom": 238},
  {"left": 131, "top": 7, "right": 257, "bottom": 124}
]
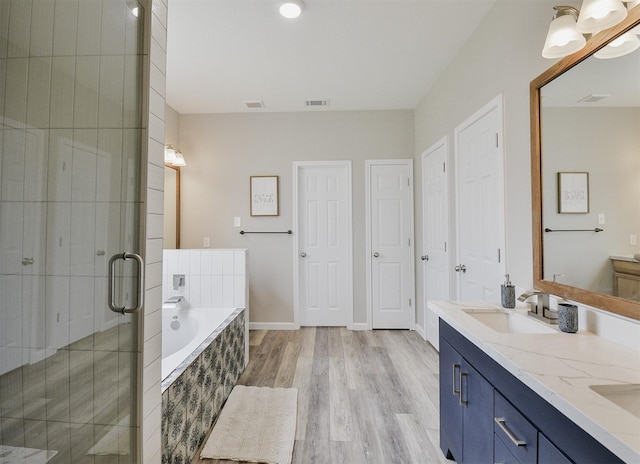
[{"left": 501, "top": 274, "right": 515, "bottom": 309}]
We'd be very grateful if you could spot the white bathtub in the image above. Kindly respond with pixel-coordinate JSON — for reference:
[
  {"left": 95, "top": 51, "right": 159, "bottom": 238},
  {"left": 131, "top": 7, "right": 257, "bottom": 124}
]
[{"left": 161, "top": 307, "right": 237, "bottom": 380}]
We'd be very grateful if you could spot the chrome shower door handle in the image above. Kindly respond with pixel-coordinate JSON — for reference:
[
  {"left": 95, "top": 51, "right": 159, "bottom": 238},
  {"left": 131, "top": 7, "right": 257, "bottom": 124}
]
[
  {"left": 455, "top": 264, "right": 467, "bottom": 273},
  {"left": 108, "top": 252, "right": 145, "bottom": 314}
]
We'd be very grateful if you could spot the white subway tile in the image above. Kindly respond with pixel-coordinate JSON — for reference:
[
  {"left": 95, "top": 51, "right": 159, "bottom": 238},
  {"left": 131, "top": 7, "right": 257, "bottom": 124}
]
[
  {"left": 148, "top": 113, "right": 164, "bottom": 146},
  {"left": 234, "top": 250, "right": 246, "bottom": 275},
  {"left": 200, "top": 277, "right": 213, "bottom": 307},
  {"left": 222, "top": 276, "right": 234, "bottom": 307},
  {"left": 147, "top": 187, "right": 164, "bottom": 215},
  {"left": 23, "top": 129, "right": 48, "bottom": 202},
  {"left": 211, "top": 250, "right": 223, "bottom": 275},
  {"left": 146, "top": 238, "right": 163, "bottom": 265},
  {"left": 200, "top": 250, "right": 213, "bottom": 276},
  {"left": 53, "top": 0, "right": 78, "bottom": 56},
  {"left": 4, "top": 58, "right": 28, "bottom": 125},
  {"left": 74, "top": 56, "right": 100, "bottom": 128},
  {"left": 143, "top": 335, "right": 161, "bottom": 371},
  {"left": 152, "top": 0, "right": 167, "bottom": 29},
  {"left": 45, "top": 201, "right": 71, "bottom": 276},
  {"left": 71, "top": 129, "right": 98, "bottom": 202},
  {"left": 101, "top": 0, "right": 126, "bottom": 55},
  {"left": 45, "top": 276, "right": 70, "bottom": 348},
  {"left": 7, "top": 0, "right": 31, "bottom": 58},
  {"left": 26, "top": 57, "right": 52, "bottom": 128},
  {"left": 50, "top": 57, "right": 76, "bottom": 128},
  {"left": 98, "top": 55, "right": 125, "bottom": 128},
  {"left": 2, "top": 128, "right": 26, "bottom": 201},
  {"left": 146, "top": 213, "right": 163, "bottom": 240},
  {"left": 222, "top": 250, "right": 234, "bottom": 275},
  {"left": 177, "top": 250, "right": 189, "bottom": 274},
  {"left": 0, "top": 202, "right": 23, "bottom": 275},
  {"left": 76, "top": 0, "right": 102, "bottom": 55},
  {"left": 151, "top": 11, "right": 166, "bottom": 52},
  {"left": 149, "top": 87, "right": 164, "bottom": 121},
  {"left": 212, "top": 276, "right": 223, "bottom": 307},
  {"left": 69, "top": 202, "right": 96, "bottom": 276},
  {"left": 47, "top": 130, "right": 73, "bottom": 201},
  {"left": 149, "top": 37, "right": 166, "bottom": 75},
  {"left": 30, "top": 0, "right": 54, "bottom": 56},
  {"left": 189, "top": 250, "right": 201, "bottom": 275},
  {"left": 145, "top": 262, "right": 162, "bottom": 294},
  {"left": 189, "top": 275, "right": 202, "bottom": 307},
  {"left": 147, "top": 137, "right": 164, "bottom": 168},
  {"left": 22, "top": 202, "right": 47, "bottom": 275},
  {"left": 0, "top": 1, "right": 10, "bottom": 59},
  {"left": 97, "top": 129, "right": 124, "bottom": 202},
  {"left": 147, "top": 162, "right": 164, "bottom": 192},
  {"left": 149, "top": 63, "right": 165, "bottom": 97},
  {"left": 234, "top": 275, "right": 246, "bottom": 307}
]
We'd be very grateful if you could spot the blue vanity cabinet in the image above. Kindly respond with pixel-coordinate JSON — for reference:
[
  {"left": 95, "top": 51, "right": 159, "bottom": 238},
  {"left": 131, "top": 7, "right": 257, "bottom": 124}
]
[
  {"left": 439, "top": 339, "right": 494, "bottom": 463},
  {"left": 439, "top": 319, "right": 624, "bottom": 464}
]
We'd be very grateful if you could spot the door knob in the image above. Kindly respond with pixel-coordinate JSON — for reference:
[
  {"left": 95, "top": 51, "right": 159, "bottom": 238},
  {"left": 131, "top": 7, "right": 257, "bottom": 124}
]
[
  {"left": 421, "top": 255, "right": 429, "bottom": 261},
  {"left": 373, "top": 252, "right": 380, "bottom": 258},
  {"left": 300, "top": 252, "right": 307, "bottom": 258},
  {"left": 455, "top": 264, "right": 467, "bottom": 273}
]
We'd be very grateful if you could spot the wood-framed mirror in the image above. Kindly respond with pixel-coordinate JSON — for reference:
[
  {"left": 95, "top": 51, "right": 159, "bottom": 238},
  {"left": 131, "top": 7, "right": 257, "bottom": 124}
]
[
  {"left": 530, "top": 6, "right": 640, "bottom": 320},
  {"left": 164, "top": 164, "right": 181, "bottom": 249}
]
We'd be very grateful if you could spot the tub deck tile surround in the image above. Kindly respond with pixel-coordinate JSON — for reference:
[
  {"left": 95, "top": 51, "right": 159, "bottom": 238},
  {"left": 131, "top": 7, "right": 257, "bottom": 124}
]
[
  {"left": 191, "top": 328, "right": 448, "bottom": 464},
  {"left": 161, "top": 309, "right": 245, "bottom": 464}
]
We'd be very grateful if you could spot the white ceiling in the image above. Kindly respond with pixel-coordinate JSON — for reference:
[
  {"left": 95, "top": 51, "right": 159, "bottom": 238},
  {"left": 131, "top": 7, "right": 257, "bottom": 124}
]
[{"left": 165, "top": 0, "right": 496, "bottom": 114}]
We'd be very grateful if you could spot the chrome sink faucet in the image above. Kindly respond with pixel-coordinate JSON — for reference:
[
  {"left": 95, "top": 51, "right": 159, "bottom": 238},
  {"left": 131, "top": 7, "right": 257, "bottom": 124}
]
[{"left": 517, "top": 290, "right": 558, "bottom": 324}]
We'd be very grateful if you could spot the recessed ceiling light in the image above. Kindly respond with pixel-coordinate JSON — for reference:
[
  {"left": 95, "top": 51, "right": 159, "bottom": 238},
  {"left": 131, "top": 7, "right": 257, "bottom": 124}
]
[{"left": 280, "top": 0, "right": 304, "bottom": 19}]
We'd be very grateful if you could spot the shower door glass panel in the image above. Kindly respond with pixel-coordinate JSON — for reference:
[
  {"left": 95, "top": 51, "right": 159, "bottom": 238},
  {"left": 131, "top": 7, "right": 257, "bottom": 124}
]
[{"left": 0, "top": 0, "right": 144, "bottom": 462}]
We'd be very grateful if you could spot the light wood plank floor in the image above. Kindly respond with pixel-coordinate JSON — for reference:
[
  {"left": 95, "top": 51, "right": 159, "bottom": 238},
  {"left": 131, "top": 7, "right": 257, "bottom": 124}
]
[{"left": 193, "top": 328, "right": 449, "bottom": 464}]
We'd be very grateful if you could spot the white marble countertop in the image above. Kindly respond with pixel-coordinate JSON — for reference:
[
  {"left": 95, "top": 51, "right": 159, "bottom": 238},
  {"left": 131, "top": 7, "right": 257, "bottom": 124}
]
[{"left": 428, "top": 300, "right": 640, "bottom": 463}]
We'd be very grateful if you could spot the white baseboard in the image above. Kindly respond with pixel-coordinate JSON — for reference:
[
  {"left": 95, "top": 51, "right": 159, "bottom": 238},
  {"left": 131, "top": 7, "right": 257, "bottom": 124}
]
[
  {"left": 415, "top": 322, "right": 427, "bottom": 340},
  {"left": 249, "top": 322, "right": 300, "bottom": 330},
  {"left": 349, "top": 322, "right": 370, "bottom": 331}
]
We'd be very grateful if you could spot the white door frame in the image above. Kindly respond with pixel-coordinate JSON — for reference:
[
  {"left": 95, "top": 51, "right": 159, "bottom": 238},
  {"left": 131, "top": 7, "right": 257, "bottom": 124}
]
[
  {"left": 292, "top": 160, "right": 354, "bottom": 329},
  {"left": 454, "top": 94, "right": 507, "bottom": 299},
  {"left": 421, "top": 136, "right": 450, "bottom": 342},
  {"left": 365, "top": 159, "right": 415, "bottom": 330}
]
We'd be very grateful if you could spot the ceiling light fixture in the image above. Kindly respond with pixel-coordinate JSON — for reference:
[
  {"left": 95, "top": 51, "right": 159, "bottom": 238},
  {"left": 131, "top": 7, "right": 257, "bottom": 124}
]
[
  {"left": 280, "top": 0, "right": 304, "bottom": 19},
  {"left": 542, "top": 1, "right": 637, "bottom": 58},
  {"left": 594, "top": 30, "right": 640, "bottom": 57}
]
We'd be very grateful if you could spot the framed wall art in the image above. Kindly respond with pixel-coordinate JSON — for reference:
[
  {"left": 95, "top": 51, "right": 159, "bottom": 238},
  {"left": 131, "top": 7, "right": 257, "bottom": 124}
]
[
  {"left": 250, "top": 176, "right": 279, "bottom": 216},
  {"left": 557, "top": 172, "right": 589, "bottom": 214}
]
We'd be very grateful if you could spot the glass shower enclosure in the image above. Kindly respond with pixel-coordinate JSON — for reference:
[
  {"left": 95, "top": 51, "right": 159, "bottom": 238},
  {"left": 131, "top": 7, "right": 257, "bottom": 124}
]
[{"left": 0, "top": 0, "right": 146, "bottom": 461}]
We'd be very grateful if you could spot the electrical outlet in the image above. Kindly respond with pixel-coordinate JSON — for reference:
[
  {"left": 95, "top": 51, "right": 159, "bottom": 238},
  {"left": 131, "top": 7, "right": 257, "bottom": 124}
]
[
  {"left": 203, "top": 237, "right": 210, "bottom": 248},
  {"left": 597, "top": 213, "right": 605, "bottom": 225},
  {"left": 234, "top": 217, "right": 241, "bottom": 228},
  {"left": 631, "top": 234, "right": 637, "bottom": 246}
]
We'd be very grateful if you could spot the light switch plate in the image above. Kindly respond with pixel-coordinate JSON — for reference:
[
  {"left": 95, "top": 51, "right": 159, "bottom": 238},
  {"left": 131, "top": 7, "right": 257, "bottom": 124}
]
[
  {"left": 203, "top": 237, "right": 210, "bottom": 248},
  {"left": 631, "top": 234, "right": 637, "bottom": 246},
  {"left": 234, "top": 217, "right": 241, "bottom": 227},
  {"left": 597, "top": 213, "right": 605, "bottom": 225}
]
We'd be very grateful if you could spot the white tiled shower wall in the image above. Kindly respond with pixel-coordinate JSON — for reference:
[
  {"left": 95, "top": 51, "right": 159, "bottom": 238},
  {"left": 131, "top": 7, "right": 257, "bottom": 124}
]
[{"left": 162, "top": 249, "right": 248, "bottom": 309}]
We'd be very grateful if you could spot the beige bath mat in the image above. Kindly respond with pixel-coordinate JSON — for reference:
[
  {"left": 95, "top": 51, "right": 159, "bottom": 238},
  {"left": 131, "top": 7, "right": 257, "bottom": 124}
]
[{"left": 200, "top": 386, "right": 298, "bottom": 464}]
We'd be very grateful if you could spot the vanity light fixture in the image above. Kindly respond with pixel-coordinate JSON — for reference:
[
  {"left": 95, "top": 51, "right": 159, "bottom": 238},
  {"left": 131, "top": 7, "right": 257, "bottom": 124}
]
[
  {"left": 575, "top": 0, "right": 627, "bottom": 33},
  {"left": 594, "top": 29, "right": 640, "bottom": 57},
  {"left": 279, "top": 0, "right": 304, "bottom": 19},
  {"left": 542, "top": 6, "right": 587, "bottom": 59},
  {"left": 543, "top": 1, "right": 638, "bottom": 58},
  {"left": 165, "top": 145, "right": 187, "bottom": 167}
]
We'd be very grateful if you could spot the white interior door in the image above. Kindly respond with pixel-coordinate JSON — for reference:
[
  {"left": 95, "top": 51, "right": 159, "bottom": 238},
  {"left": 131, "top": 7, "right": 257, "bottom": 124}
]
[
  {"left": 367, "top": 160, "right": 414, "bottom": 329},
  {"left": 422, "top": 137, "right": 450, "bottom": 347},
  {"left": 294, "top": 162, "right": 352, "bottom": 327},
  {"left": 455, "top": 95, "right": 506, "bottom": 301}
]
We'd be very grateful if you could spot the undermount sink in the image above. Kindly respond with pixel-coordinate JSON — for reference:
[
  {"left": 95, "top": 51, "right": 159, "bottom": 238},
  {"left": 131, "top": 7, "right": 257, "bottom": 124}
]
[
  {"left": 590, "top": 384, "right": 640, "bottom": 419},
  {"left": 463, "top": 309, "right": 558, "bottom": 335}
]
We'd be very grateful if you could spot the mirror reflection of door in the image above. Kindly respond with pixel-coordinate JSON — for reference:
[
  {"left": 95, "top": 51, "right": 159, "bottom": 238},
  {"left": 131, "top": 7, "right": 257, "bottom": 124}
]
[{"left": 164, "top": 165, "right": 180, "bottom": 249}]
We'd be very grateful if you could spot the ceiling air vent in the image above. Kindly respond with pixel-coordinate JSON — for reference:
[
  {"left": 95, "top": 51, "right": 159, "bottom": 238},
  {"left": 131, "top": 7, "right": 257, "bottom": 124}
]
[
  {"left": 244, "top": 100, "right": 265, "bottom": 109},
  {"left": 305, "top": 99, "right": 330, "bottom": 107},
  {"left": 578, "top": 94, "right": 610, "bottom": 103}
]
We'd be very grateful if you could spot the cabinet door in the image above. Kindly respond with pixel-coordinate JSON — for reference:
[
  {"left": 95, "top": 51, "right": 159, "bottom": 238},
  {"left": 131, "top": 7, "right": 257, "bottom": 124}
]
[
  {"left": 439, "top": 339, "right": 463, "bottom": 461},
  {"left": 539, "top": 434, "right": 572, "bottom": 464},
  {"left": 461, "top": 360, "right": 494, "bottom": 463}
]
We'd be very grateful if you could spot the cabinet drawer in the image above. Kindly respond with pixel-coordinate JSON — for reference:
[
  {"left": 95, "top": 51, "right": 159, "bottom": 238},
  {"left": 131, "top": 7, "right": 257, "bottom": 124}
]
[
  {"left": 539, "top": 433, "right": 573, "bottom": 464},
  {"left": 494, "top": 392, "right": 537, "bottom": 464},
  {"left": 494, "top": 433, "right": 521, "bottom": 464}
]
